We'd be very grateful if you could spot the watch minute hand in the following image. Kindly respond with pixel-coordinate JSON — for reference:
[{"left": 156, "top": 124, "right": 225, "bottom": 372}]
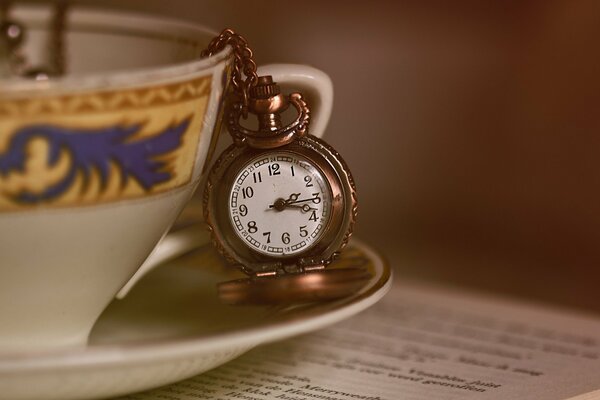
[
  {"left": 286, "top": 204, "right": 317, "bottom": 213},
  {"left": 288, "top": 197, "right": 316, "bottom": 205},
  {"left": 268, "top": 201, "right": 316, "bottom": 213},
  {"left": 269, "top": 193, "right": 300, "bottom": 211}
]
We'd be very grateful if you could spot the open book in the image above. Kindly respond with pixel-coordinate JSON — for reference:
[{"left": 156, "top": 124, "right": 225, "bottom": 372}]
[{"left": 120, "top": 279, "right": 600, "bottom": 400}]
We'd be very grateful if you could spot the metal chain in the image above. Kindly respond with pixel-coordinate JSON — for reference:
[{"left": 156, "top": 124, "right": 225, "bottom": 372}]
[
  {"left": 202, "top": 28, "right": 258, "bottom": 117},
  {"left": 0, "top": 1, "right": 68, "bottom": 79},
  {"left": 50, "top": 1, "right": 68, "bottom": 76},
  {"left": 0, "top": 0, "right": 25, "bottom": 77}
]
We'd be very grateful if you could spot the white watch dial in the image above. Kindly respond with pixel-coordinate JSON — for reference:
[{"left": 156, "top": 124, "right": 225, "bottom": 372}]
[{"left": 229, "top": 152, "right": 331, "bottom": 257}]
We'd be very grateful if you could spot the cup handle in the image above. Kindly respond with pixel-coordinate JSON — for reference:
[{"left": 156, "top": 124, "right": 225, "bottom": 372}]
[
  {"left": 257, "top": 64, "right": 334, "bottom": 139},
  {"left": 116, "top": 65, "right": 334, "bottom": 299}
]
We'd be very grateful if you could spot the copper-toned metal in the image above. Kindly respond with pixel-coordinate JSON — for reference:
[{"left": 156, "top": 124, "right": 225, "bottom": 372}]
[
  {"left": 204, "top": 132, "right": 357, "bottom": 276},
  {"left": 228, "top": 90, "right": 310, "bottom": 149},
  {"left": 203, "top": 29, "right": 358, "bottom": 305},
  {"left": 202, "top": 29, "right": 258, "bottom": 117},
  {"left": 218, "top": 268, "right": 371, "bottom": 305},
  {"left": 249, "top": 77, "right": 289, "bottom": 132}
]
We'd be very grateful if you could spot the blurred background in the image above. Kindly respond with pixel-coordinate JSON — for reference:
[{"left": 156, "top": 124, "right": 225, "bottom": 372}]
[{"left": 24, "top": 1, "right": 600, "bottom": 312}]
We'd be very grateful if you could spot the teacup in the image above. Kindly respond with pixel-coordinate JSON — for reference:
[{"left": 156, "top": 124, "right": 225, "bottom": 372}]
[{"left": 0, "top": 5, "right": 333, "bottom": 351}]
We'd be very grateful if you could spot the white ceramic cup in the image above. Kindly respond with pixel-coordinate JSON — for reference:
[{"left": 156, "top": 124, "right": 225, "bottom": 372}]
[{"left": 0, "top": 6, "right": 333, "bottom": 351}]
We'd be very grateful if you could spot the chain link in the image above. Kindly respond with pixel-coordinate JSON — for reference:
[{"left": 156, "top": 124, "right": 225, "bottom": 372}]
[
  {"left": 0, "top": 1, "right": 68, "bottom": 79},
  {"left": 202, "top": 29, "right": 258, "bottom": 117},
  {"left": 50, "top": 1, "right": 68, "bottom": 76}
]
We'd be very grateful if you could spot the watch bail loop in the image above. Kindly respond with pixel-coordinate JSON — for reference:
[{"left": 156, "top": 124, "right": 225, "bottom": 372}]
[{"left": 227, "top": 75, "right": 310, "bottom": 149}]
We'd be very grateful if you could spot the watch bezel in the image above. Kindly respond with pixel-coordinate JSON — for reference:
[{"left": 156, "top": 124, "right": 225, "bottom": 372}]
[{"left": 204, "top": 134, "right": 356, "bottom": 275}]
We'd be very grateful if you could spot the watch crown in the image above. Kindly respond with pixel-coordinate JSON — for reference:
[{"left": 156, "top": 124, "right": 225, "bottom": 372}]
[{"left": 249, "top": 76, "right": 281, "bottom": 99}]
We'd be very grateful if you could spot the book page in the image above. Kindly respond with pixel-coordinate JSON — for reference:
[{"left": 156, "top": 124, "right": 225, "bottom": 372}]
[{"left": 120, "top": 280, "right": 600, "bottom": 400}]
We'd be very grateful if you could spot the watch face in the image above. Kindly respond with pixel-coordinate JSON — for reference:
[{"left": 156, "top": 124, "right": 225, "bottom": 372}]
[{"left": 228, "top": 152, "right": 332, "bottom": 258}]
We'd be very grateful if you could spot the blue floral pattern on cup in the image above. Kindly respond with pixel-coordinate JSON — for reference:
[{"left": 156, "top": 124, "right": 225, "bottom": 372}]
[{"left": 0, "top": 118, "right": 191, "bottom": 203}]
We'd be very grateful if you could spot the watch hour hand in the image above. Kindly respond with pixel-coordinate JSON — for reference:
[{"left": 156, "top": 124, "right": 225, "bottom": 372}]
[
  {"left": 269, "top": 193, "right": 300, "bottom": 211},
  {"left": 285, "top": 193, "right": 301, "bottom": 203}
]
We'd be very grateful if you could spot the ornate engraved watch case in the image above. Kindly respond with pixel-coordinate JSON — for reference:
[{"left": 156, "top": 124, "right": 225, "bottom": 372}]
[{"left": 204, "top": 76, "right": 364, "bottom": 304}]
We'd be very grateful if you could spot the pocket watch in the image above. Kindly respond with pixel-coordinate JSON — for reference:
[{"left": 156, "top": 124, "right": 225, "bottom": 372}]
[{"left": 203, "top": 31, "right": 366, "bottom": 304}]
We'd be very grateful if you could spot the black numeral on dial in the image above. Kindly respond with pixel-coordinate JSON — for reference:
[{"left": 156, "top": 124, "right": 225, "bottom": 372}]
[
  {"left": 263, "top": 231, "right": 271, "bottom": 243},
  {"left": 282, "top": 232, "right": 291, "bottom": 244},
  {"left": 312, "top": 192, "right": 321, "bottom": 204},
  {"left": 239, "top": 204, "right": 248, "bottom": 216},
  {"left": 242, "top": 186, "right": 254, "bottom": 199},
  {"left": 268, "top": 163, "right": 280, "bottom": 176},
  {"left": 247, "top": 221, "right": 258, "bottom": 233},
  {"left": 299, "top": 225, "right": 308, "bottom": 237}
]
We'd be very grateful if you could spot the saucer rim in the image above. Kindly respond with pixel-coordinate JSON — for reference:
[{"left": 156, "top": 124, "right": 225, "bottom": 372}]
[{"left": 0, "top": 238, "right": 392, "bottom": 371}]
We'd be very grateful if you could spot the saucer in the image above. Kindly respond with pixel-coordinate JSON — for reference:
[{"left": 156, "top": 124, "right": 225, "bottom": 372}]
[{"left": 0, "top": 239, "right": 391, "bottom": 400}]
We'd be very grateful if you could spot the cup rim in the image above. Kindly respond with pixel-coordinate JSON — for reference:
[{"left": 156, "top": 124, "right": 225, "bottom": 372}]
[{"left": 0, "top": 5, "right": 231, "bottom": 97}]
